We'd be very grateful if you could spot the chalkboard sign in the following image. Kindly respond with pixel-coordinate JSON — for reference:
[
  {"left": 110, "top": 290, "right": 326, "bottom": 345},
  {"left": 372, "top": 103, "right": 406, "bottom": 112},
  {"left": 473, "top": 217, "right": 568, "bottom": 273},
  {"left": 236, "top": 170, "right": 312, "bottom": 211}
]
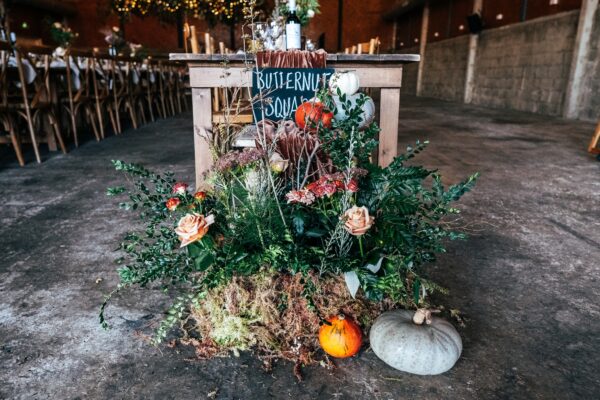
[{"left": 252, "top": 67, "right": 334, "bottom": 121}]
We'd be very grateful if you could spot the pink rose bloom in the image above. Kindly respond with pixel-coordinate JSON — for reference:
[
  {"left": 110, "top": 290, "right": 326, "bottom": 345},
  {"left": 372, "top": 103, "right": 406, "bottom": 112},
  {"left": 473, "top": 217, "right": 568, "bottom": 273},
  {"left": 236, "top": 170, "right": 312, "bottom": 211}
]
[
  {"left": 172, "top": 182, "right": 188, "bottom": 195},
  {"left": 285, "top": 189, "right": 316, "bottom": 206},
  {"left": 346, "top": 179, "right": 359, "bottom": 193}
]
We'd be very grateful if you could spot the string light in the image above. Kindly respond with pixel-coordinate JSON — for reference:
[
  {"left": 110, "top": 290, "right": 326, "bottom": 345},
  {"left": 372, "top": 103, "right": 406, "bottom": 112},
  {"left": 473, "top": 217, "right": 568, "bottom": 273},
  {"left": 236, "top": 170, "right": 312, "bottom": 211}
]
[{"left": 112, "top": 0, "right": 250, "bottom": 21}]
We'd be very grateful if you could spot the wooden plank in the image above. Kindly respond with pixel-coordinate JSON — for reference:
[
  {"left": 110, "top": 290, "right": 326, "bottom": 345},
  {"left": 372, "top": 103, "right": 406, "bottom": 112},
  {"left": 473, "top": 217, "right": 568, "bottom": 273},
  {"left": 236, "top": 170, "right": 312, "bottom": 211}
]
[
  {"left": 378, "top": 88, "right": 400, "bottom": 167},
  {"left": 170, "top": 52, "right": 420, "bottom": 64},
  {"left": 588, "top": 121, "right": 600, "bottom": 155},
  {"left": 190, "top": 67, "right": 402, "bottom": 88},
  {"left": 192, "top": 88, "right": 213, "bottom": 188}
]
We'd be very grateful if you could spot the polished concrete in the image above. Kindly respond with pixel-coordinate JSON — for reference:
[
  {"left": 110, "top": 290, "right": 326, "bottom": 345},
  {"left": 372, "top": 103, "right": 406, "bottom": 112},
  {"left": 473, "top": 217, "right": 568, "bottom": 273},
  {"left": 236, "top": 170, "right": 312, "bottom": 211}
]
[{"left": 1, "top": 96, "right": 599, "bottom": 399}]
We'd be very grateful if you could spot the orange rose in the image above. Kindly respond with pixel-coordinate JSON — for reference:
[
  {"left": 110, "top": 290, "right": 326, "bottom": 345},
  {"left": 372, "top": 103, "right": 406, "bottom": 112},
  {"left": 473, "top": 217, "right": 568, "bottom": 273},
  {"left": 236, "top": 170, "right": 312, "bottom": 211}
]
[
  {"left": 194, "top": 191, "right": 207, "bottom": 202},
  {"left": 342, "top": 206, "right": 374, "bottom": 236},
  {"left": 175, "top": 213, "right": 215, "bottom": 247},
  {"left": 166, "top": 197, "right": 180, "bottom": 211}
]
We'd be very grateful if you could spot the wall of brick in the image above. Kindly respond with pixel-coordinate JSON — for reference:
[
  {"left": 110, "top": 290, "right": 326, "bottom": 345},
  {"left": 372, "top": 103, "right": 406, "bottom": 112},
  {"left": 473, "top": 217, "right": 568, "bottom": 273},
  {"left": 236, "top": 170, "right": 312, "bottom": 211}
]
[
  {"left": 576, "top": 7, "right": 600, "bottom": 121},
  {"left": 10, "top": 0, "right": 396, "bottom": 53},
  {"left": 471, "top": 10, "right": 579, "bottom": 116},
  {"left": 420, "top": 35, "right": 470, "bottom": 102}
]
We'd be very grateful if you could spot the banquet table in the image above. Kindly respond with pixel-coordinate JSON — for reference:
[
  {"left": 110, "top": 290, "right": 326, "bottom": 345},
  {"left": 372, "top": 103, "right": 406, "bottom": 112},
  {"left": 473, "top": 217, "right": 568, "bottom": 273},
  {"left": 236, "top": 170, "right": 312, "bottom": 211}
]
[{"left": 169, "top": 53, "right": 420, "bottom": 187}]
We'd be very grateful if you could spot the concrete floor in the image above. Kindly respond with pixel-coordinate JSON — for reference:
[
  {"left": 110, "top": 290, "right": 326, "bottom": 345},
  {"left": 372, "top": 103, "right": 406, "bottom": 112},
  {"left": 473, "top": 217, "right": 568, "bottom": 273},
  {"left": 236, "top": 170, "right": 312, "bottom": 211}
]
[{"left": 1, "top": 96, "right": 599, "bottom": 399}]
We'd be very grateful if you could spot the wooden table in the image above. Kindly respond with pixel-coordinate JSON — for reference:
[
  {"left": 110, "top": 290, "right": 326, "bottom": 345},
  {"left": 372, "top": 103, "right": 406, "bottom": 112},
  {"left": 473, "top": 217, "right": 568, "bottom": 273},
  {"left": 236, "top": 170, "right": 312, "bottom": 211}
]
[{"left": 169, "top": 53, "right": 420, "bottom": 187}]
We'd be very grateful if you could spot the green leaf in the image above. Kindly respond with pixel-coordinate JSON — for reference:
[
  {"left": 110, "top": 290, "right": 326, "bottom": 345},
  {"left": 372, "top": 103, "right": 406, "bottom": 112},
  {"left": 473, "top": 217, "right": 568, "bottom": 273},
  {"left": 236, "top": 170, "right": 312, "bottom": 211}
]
[
  {"left": 413, "top": 278, "right": 421, "bottom": 305},
  {"left": 194, "top": 251, "right": 214, "bottom": 271}
]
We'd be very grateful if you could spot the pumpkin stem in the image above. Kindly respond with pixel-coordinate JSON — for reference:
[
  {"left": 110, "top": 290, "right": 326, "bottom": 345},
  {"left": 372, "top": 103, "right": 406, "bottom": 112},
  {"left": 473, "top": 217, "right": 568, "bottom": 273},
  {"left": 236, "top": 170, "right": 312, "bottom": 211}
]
[
  {"left": 337, "top": 313, "right": 346, "bottom": 321},
  {"left": 412, "top": 308, "right": 433, "bottom": 325}
]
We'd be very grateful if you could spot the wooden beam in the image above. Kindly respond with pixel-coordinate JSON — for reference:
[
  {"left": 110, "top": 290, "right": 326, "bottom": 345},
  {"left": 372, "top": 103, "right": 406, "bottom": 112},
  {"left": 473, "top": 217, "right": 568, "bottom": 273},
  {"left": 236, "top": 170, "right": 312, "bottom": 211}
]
[
  {"left": 416, "top": 2, "right": 429, "bottom": 97},
  {"left": 464, "top": 0, "right": 483, "bottom": 104},
  {"left": 563, "top": 0, "right": 599, "bottom": 119},
  {"left": 192, "top": 88, "right": 213, "bottom": 188},
  {"left": 189, "top": 67, "right": 403, "bottom": 88},
  {"left": 379, "top": 88, "right": 401, "bottom": 167}
]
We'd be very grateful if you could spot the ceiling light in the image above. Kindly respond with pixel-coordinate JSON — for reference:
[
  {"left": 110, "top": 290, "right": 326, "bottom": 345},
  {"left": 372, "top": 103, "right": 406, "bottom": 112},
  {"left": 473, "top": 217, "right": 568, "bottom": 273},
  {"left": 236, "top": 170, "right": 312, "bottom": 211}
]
[{"left": 496, "top": 14, "right": 504, "bottom": 20}]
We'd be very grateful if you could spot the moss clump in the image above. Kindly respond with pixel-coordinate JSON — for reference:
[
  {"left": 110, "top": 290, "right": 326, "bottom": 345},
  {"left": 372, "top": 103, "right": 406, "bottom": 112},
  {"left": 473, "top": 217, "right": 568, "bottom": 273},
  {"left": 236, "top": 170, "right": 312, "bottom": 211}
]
[{"left": 185, "top": 269, "right": 395, "bottom": 371}]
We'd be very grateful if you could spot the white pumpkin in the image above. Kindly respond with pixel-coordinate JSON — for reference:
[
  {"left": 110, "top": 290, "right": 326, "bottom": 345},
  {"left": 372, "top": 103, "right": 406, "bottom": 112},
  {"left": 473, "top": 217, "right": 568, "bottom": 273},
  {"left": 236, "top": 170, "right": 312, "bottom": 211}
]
[
  {"left": 329, "top": 71, "right": 360, "bottom": 96},
  {"left": 333, "top": 93, "right": 375, "bottom": 129},
  {"left": 369, "top": 309, "right": 462, "bottom": 375}
]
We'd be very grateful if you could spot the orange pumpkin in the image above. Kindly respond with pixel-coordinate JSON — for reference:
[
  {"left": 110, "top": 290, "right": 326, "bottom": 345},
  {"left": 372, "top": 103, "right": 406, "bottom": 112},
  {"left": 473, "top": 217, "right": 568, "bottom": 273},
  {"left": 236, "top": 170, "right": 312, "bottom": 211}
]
[
  {"left": 295, "top": 101, "right": 333, "bottom": 130},
  {"left": 318, "top": 314, "right": 363, "bottom": 358}
]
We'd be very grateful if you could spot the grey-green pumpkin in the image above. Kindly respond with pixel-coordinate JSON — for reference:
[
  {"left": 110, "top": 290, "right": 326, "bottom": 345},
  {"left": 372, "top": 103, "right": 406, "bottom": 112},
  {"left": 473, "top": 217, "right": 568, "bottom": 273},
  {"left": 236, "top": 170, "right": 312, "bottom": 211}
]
[{"left": 369, "top": 309, "right": 462, "bottom": 375}]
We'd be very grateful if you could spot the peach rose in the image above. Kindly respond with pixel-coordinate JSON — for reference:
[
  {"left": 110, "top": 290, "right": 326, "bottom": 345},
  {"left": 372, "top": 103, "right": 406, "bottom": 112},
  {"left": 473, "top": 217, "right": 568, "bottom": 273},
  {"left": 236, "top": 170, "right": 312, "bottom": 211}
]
[
  {"left": 342, "top": 206, "right": 374, "bottom": 236},
  {"left": 175, "top": 213, "right": 215, "bottom": 247}
]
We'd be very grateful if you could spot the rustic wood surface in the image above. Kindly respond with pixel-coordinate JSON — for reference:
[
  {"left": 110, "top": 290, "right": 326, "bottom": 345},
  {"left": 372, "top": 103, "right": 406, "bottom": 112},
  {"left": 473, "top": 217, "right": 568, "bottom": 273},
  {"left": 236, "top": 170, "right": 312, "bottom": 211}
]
[{"left": 170, "top": 53, "right": 420, "bottom": 64}]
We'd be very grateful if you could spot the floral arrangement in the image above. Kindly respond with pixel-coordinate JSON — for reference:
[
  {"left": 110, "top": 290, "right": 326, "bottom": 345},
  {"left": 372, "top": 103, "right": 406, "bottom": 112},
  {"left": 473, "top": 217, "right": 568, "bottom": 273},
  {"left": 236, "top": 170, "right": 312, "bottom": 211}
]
[
  {"left": 100, "top": 66, "right": 477, "bottom": 375},
  {"left": 100, "top": 5, "right": 476, "bottom": 373},
  {"left": 101, "top": 26, "right": 127, "bottom": 53},
  {"left": 49, "top": 22, "right": 78, "bottom": 48}
]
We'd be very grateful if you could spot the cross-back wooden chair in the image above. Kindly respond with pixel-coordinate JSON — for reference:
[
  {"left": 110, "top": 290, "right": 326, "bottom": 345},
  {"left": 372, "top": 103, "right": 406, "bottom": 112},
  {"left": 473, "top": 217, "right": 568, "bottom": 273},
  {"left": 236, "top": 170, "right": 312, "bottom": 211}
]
[
  {"left": 110, "top": 55, "right": 140, "bottom": 131},
  {"left": 12, "top": 44, "right": 67, "bottom": 156},
  {"left": 128, "top": 57, "right": 149, "bottom": 126},
  {"left": 142, "top": 57, "right": 164, "bottom": 121},
  {"left": 357, "top": 37, "right": 381, "bottom": 55},
  {"left": 62, "top": 47, "right": 102, "bottom": 145},
  {"left": 90, "top": 50, "right": 119, "bottom": 136},
  {"left": 155, "top": 59, "right": 170, "bottom": 119},
  {"left": 174, "top": 62, "right": 189, "bottom": 112},
  {"left": 0, "top": 40, "right": 25, "bottom": 165}
]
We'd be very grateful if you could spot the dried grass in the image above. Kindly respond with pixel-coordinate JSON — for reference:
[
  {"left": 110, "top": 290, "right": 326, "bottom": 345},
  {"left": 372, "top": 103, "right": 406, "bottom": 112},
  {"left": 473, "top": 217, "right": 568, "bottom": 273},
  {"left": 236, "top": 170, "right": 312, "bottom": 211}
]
[{"left": 183, "top": 269, "right": 395, "bottom": 373}]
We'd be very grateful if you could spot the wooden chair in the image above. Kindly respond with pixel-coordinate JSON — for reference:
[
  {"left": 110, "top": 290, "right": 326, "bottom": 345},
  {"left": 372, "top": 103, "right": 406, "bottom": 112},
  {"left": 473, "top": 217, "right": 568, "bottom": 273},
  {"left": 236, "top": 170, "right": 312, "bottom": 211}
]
[
  {"left": 156, "top": 59, "right": 168, "bottom": 118},
  {"left": 588, "top": 121, "right": 600, "bottom": 156},
  {"left": 128, "top": 58, "right": 150, "bottom": 125},
  {"left": 0, "top": 41, "right": 24, "bottom": 165},
  {"left": 11, "top": 44, "right": 67, "bottom": 157},
  {"left": 357, "top": 37, "right": 380, "bottom": 55},
  {"left": 143, "top": 57, "right": 165, "bottom": 121},
  {"left": 90, "top": 50, "right": 121, "bottom": 136},
  {"left": 108, "top": 55, "right": 139, "bottom": 132},
  {"left": 62, "top": 47, "right": 102, "bottom": 145}
]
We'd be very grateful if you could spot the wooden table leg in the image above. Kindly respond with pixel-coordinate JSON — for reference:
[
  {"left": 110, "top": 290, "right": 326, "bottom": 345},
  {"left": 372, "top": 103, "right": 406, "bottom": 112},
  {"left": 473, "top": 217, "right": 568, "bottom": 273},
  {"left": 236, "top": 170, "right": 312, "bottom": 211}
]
[
  {"left": 192, "top": 88, "right": 213, "bottom": 188},
  {"left": 378, "top": 88, "right": 400, "bottom": 167},
  {"left": 587, "top": 121, "right": 600, "bottom": 155}
]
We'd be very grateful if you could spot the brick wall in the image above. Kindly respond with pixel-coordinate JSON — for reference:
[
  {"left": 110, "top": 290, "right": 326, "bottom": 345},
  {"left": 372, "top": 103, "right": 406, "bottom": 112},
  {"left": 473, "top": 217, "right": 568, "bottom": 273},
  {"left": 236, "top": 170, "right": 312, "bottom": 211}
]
[
  {"left": 49, "top": 0, "right": 396, "bottom": 53},
  {"left": 420, "top": 35, "right": 469, "bottom": 102},
  {"left": 471, "top": 11, "right": 579, "bottom": 116},
  {"left": 576, "top": 7, "right": 600, "bottom": 121}
]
